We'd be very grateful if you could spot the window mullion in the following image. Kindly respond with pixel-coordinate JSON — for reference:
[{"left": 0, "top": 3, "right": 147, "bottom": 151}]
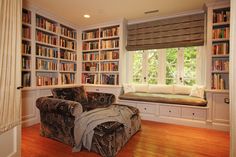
[
  {"left": 142, "top": 50, "right": 148, "bottom": 83},
  {"left": 177, "top": 48, "right": 184, "bottom": 84}
]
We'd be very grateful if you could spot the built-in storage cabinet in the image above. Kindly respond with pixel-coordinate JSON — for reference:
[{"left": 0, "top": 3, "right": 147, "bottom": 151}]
[
  {"left": 208, "top": 6, "right": 230, "bottom": 91},
  {"left": 21, "top": 8, "right": 78, "bottom": 88},
  {"left": 81, "top": 24, "right": 123, "bottom": 86}
]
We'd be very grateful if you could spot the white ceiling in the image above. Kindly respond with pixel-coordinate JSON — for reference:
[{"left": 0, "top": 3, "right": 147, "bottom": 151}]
[{"left": 26, "top": 0, "right": 215, "bottom": 27}]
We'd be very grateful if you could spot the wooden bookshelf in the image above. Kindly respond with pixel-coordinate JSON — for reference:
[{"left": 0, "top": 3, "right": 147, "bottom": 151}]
[
  {"left": 22, "top": 8, "right": 32, "bottom": 88},
  {"left": 21, "top": 8, "right": 78, "bottom": 88},
  {"left": 211, "top": 7, "right": 230, "bottom": 91},
  {"left": 81, "top": 24, "right": 123, "bottom": 86}
]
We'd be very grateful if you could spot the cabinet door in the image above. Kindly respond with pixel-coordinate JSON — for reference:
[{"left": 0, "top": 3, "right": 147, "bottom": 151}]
[
  {"left": 160, "top": 105, "right": 181, "bottom": 117},
  {"left": 182, "top": 108, "right": 206, "bottom": 120},
  {"left": 137, "top": 104, "right": 156, "bottom": 114},
  {"left": 213, "top": 93, "right": 229, "bottom": 123}
]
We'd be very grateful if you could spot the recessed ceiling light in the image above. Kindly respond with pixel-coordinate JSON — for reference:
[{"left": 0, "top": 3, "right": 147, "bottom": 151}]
[{"left": 84, "top": 14, "right": 90, "bottom": 18}]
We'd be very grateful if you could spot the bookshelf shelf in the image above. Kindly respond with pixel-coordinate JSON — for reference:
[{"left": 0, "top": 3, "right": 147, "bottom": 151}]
[
  {"left": 212, "top": 71, "right": 229, "bottom": 74},
  {"left": 35, "top": 41, "right": 57, "bottom": 48},
  {"left": 22, "top": 38, "right": 31, "bottom": 42},
  {"left": 212, "top": 54, "right": 229, "bottom": 58},
  {"left": 60, "top": 34, "right": 76, "bottom": 41},
  {"left": 35, "top": 55, "right": 57, "bottom": 60},
  {"left": 59, "top": 47, "right": 76, "bottom": 52},
  {"left": 36, "top": 70, "right": 58, "bottom": 73},
  {"left": 81, "top": 23, "right": 124, "bottom": 86},
  {"left": 36, "top": 26, "right": 58, "bottom": 36}
]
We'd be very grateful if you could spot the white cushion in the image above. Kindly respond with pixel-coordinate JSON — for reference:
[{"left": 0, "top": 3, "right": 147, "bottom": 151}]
[
  {"left": 173, "top": 84, "right": 192, "bottom": 95},
  {"left": 133, "top": 84, "right": 149, "bottom": 93},
  {"left": 190, "top": 85, "right": 205, "bottom": 98},
  {"left": 123, "top": 83, "right": 135, "bottom": 93},
  {"left": 148, "top": 84, "right": 173, "bottom": 94}
]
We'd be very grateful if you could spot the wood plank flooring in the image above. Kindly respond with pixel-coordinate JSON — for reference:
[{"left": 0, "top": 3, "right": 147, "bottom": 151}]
[{"left": 22, "top": 120, "right": 229, "bottom": 157}]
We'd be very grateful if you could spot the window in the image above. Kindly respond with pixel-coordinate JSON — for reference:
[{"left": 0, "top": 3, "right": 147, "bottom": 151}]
[{"left": 131, "top": 47, "right": 200, "bottom": 86}]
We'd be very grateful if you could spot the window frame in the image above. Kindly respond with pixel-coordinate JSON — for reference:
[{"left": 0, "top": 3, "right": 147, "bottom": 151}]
[{"left": 129, "top": 47, "right": 202, "bottom": 85}]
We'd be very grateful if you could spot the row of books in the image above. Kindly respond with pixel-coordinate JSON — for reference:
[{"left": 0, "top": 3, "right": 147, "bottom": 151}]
[
  {"left": 100, "top": 62, "right": 119, "bottom": 71},
  {"left": 82, "top": 30, "right": 99, "bottom": 40},
  {"left": 36, "top": 59, "right": 57, "bottom": 70},
  {"left": 212, "top": 27, "right": 230, "bottom": 39},
  {"left": 212, "top": 42, "right": 229, "bottom": 55},
  {"left": 61, "top": 26, "right": 76, "bottom": 39},
  {"left": 36, "top": 45, "right": 58, "bottom": 58},
  {"left": 100, "top": 51, "right": 119, "bottom": 60},
  {"left": 100, "top": 74, "right": 119, "bottom": 85},
  {"left": 212, "top": 60, "right": 229, "bottom": 71},
  {"left": 22, "top": 72, "right": 31, "bottom": 87},
  {"left": 82, "top": 73, "right": 119, "bottom": 85},
  {"left": 213, "top": 10, "right": 230, "bottom": 23},
  {"left": 60, "top": 38, "right": 76, "bottom": 50},
  {"left": 37, "top": 76, "right": 58, "bottom": 86},
  {"left": 101, "top": 40, "right": 119, "bottom": 49},
  {"left": 36, "top": 30, "right": 57, "bottom": 45},
  {"left": 61, "top": 73, "right": 75, "bottom": 84},
  {"left": 101, "top": 27, "right": 119, "bottom": 38},
  {"left": 82, "top": 52, "right": 99, "bottom": 61},
  {"left": 22, "top": 9, "right": 31, "bottom": 24},
  {"left": 82, "top": 62, "right": 99, "bottom": 71},
  {"left": 60, "top": 50, "right": 77, "bottom": 61},
  {"left": 36, "top": 16, "right": 57, "bottom": 33},
  {"left": 60, "top": 62, "right": 76, "bottom": 71},
  {"left": 212, "top": 74, "right": 225, "bottom": 90},
  {"left": 82, "top": 41, "right": 99, "bottom": 50},
  {"left": 22, "top": 42, "right": 31, "bottom": 54},
  {"left": 22, "top": 57, "right": 31, "bottom": 70},
  {"left": 22, "top": 27, "right": 31, "bottom": 39},
  {"left": 82, "top": 73, "right": 99, "bottom": 84}
]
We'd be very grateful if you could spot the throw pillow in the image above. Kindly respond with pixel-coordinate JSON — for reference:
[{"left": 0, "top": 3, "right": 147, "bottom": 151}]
[
  {"left": 51, "top": 86, "right": 88, "bottom": 105},
  {"left": 134, "top": 84, "right": 149, "bottom": 93},
  {"left": 173, "top": 84, "right": 192, "bottom": 95},
  {"left": 189, "top": 85, "right": 205, "bottom": 98},
  {"left": 148, "top": 84, "right": 173, "bottom": 94},
  {"left": 123, "top": 83, "right": 135, "bottom": 93}
]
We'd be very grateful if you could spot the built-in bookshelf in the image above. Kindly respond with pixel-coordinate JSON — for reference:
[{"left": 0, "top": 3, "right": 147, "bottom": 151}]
[
  {"left": 22, "top": 8, "right": 32, "bottom": 87},
  {"left": 21, "top": 8, "right": 78, "bottom": 88},
  {"left": 81, "top": 25, "right": 122, "bottom": 85},
  {"left": 211, "top": 7, "right": 230, "bottom": 90}
]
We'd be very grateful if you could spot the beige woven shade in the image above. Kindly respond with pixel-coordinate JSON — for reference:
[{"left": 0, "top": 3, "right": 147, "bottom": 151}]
[{"left": 126, "top": 13, "right": 205, "bottom": 51}]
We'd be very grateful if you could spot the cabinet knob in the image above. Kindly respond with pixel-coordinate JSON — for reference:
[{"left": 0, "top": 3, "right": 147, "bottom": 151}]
[
  {"left": 144, "top": 108, "right": 146, "bottom": 110},
  {"left": 192, "top": 113, "right": 195, "bottom": 116},
  {"left": 169, "top": 110, "right": 171, "bottom": 113},
  {"left": 95, "top": 88, "right": 99, "bottom": 91},
  {"left": 224, "top": 98, "right": 230, "bottom": 104}
]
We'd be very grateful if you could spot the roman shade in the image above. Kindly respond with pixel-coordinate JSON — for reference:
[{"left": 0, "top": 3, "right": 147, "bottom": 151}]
[{"left": 126, "top": 13, "right": 205, "bottom": 51}]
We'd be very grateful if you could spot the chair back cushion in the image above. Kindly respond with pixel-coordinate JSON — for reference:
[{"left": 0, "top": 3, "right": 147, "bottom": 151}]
[{"left": 51, "top": 86, "right": 88, "bottom": 105}]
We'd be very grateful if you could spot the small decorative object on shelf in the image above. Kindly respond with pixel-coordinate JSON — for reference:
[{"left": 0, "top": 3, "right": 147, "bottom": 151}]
[{"left": 81, "top": 24, "right": 122, "bottom": 86}]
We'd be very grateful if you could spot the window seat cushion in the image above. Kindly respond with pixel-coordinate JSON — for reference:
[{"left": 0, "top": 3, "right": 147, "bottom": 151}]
[{"left": 119, "top": 92, "right": 207, "bottom": 107}]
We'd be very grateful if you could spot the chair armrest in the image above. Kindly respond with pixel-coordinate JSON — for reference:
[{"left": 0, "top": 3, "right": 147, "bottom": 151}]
[
  {"left": 84, "top": 92, "right": 116, "bottom": 110},
  {"left": 36, "top": 97, "right": 83, "bottom": 117}
]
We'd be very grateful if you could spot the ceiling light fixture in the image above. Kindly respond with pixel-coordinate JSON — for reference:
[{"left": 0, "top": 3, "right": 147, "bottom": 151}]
[
  {"left": 84, "top": 14, "right": 90, "bottom": 18},
  {"left": 144, "top": 9, "right": 159, "bottom": 14}
]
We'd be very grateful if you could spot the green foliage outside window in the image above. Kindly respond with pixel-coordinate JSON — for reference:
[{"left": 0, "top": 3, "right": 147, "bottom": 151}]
[
  {"left": 147, "top": 50, "right": 158, "bottom": 84},
  {"left": 166, "top": 48, "right": 178, "bottom": 85},
  {"left": 132, "top": 51, "right": 143, "bottom": 83}
]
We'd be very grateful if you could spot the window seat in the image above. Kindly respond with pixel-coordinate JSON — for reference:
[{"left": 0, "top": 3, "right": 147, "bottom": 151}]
[{"left": 119, "top": 92, "right": 207, "bottom": 107}]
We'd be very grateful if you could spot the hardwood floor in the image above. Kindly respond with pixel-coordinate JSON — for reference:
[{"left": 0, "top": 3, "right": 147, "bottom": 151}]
[{"left": 22, "top": 120, "right": 229, "bottom": 157}]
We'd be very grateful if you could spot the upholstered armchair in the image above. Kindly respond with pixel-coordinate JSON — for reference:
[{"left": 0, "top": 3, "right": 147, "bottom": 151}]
[{"left": 36, "top": 86, "right": 117, "bottom": 146}]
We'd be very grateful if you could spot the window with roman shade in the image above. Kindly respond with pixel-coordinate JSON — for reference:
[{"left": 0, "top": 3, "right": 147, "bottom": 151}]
[{"left": 126, "top": 13, "right": 205, "bottom": 51}]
